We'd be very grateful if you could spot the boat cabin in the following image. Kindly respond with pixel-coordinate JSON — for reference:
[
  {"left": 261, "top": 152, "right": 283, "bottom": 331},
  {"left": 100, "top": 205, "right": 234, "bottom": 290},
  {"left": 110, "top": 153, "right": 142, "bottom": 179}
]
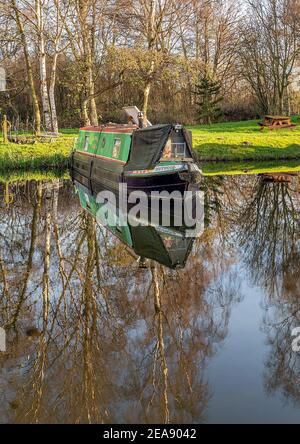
[
  {"left": 75, "top": 123, "right": 194, "bottom": 167},
  {"left": 71, "top": 117, "right": 202, "bottom": 195}
]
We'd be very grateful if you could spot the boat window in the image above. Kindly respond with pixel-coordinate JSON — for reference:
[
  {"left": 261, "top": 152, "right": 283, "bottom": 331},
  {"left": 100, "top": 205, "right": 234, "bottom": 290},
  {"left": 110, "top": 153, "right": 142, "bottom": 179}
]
[
  {"left": 84, "top": 135, "right": 89, "bottom": 151},
  {"left": 101, "top": 137, "right": 106, "bottom": 149},
  {"left": 162, "top": 137, "right": 188, "bottom": 159},
  {"left": 113, "top": 138, "right": 121, "bottom": 158},
  {"left": 172, "top": 142, "right": 187, "bottom": 157}
]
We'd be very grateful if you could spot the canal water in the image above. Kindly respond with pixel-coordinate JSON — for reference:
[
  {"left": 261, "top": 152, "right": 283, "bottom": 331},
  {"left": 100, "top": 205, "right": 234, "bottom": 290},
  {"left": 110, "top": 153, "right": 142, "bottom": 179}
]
[{"left": 0, "top": 172, "right": 300, "bottom": 424}]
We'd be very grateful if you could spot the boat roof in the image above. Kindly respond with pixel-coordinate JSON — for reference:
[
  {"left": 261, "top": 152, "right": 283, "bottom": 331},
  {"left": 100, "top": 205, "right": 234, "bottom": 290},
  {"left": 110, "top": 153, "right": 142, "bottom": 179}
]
[{"left": 80, "top": 124, "right": 138, "bottom": 134}]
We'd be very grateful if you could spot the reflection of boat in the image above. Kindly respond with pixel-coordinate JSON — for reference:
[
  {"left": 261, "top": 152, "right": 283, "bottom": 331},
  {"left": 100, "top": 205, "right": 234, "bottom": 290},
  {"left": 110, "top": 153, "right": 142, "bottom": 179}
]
[
  {"left": 70, "top": 107, "right": 202, "bottom": 195},
  {"left": 74, "top": 180, "right": 199, "bottom": 269}
]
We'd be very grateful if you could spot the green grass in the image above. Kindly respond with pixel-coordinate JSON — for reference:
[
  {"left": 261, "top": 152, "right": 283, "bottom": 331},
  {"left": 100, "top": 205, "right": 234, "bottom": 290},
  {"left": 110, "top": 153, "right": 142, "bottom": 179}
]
[
  {"left": 1, "top": 117, "right": 300, "bottom": 171},
  {"left": 188, "top": 116, "right": 300, "bottom": 161},
  {"left": 202, "top": 159, "right": 300, "bottom": 176},
  {"left": 0, "top": 169, "right": 69, "bottom": 183},
  {"left": 0, "top": 136, "right": 73, "bottom": 170},
  {"left": 58, "top": 128, "right": 79, "bottom": 137}
]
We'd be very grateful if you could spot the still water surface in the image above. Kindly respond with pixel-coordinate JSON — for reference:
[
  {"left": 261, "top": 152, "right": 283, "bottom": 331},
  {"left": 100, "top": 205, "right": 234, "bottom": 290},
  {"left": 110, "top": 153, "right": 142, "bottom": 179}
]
[{"left": 1, "top": 173, "right": 300, "bottom": 424}]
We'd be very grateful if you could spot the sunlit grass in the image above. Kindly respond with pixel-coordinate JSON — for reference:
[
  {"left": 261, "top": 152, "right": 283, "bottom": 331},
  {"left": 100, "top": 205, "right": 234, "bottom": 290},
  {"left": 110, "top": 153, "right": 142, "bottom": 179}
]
[
  {"left": 0, "top": 138, "right": 73, "bottom": 170},
  {"left": 202, "top": 159, "right": 300, "bottom": 176},
  {"left": 0, "top": 169, "right": 69, "bottom": 183},
  {"left": 189, "top": 117, "right": 300, "bottom": 161}
]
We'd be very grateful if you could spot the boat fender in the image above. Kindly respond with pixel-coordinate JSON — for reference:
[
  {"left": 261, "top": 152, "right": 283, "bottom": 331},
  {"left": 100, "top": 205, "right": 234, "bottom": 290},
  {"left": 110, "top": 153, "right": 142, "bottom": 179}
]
[{"left": 179, "top": 164, "right": 202, "bottom": 184}]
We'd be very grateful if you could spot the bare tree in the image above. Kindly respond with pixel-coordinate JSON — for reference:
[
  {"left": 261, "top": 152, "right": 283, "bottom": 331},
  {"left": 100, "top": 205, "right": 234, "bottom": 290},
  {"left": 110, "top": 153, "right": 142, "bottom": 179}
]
[
  {"left": 36, "top": 0, "right": 52, "bottom": 131},
  {"left": 238, "top": 0, "right": 300, "bottom": 114}
]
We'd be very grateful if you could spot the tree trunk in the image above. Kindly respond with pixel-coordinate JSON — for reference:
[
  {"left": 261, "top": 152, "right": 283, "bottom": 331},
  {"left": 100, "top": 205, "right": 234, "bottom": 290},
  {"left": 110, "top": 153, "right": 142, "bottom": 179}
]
[
  {"left": 89, "top": 70, "right": 98, "bottom": 126},
  {"left": 287, "top": 85, "right": 291, "bottom": 116},
  {"left": 36, "top": 0, "right": 52, "bottom": 131},
  {"left": 142, "top": 74, "right": 153, "bottom": 125},
  {"left": 11, "top": 0, "right": 41, "bottom": 135},
  {"left": 278, "top": 91, "right": 284, "bottom": 115},
  {"left": 142, "top": 0, "right": 157, "bottom": 126},
  {"left": 204, "top": 5, "right": 210, "bottom": 75},
  {"left": 49, "top": 52, "right": 59, "bottom": 133},
  {"left": 82, "top": 95, "right": 91, "bottom": 126},
  {"left": 78, "top": 0, "right": 98, "bottom": 126}
]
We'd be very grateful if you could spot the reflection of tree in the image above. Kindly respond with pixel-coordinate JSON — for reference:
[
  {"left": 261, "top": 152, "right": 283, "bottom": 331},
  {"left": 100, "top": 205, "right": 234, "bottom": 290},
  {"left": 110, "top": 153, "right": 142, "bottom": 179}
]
[
  {"left": 0, "top": 179, "right": 241, "bottom": 424},
  {"left": 235, "top": 175, "right": 300, "bottom": 297},
  {"left": 228, "top": 173, "right": 300, "bottom": 407},
  {"left": 118, "top": 236, "right": 241, "bottom": 424},
  {"left": 262, "top": 294, "right": 300, "bottom": 406},
  {"left": 9, "top": 183, "right": 42, "bottom": 327},
  {"left": 201, "top": 176, "right": 224, "bottom": 227}
]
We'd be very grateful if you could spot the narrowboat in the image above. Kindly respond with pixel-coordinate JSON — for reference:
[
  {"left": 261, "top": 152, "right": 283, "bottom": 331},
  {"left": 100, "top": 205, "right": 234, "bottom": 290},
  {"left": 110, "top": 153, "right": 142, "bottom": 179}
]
[
  {"left": 70, "top": 107, "right": 202, "bottom": 196},
  {"left": 74, "top": 179, "right": 198, "bottom": 269}
]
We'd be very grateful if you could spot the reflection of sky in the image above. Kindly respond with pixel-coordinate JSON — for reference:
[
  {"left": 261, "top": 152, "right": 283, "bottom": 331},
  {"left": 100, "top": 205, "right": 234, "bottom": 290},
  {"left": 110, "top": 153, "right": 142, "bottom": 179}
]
[{"left": 204, "top": 260, "right": 300, "bottom": 424}]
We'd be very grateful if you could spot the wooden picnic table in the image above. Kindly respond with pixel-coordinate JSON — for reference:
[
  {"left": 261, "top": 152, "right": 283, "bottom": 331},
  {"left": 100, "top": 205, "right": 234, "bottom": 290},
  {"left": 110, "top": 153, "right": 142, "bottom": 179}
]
[{"left": 258, "top": 115, "right": 296, "bottom": 131}]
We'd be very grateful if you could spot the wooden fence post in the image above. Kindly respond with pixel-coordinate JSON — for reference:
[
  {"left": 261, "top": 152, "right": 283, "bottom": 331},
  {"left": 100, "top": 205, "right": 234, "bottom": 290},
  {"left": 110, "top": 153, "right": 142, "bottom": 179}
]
[{"left": 2, "top": 114, "right": 8, "bottom": 143}]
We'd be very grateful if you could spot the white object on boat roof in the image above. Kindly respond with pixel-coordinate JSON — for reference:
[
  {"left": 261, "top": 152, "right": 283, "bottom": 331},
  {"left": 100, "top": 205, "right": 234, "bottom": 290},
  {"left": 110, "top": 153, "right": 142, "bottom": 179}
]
[{"left": 123, "top": 106, "right": 152, "bottom": 127}]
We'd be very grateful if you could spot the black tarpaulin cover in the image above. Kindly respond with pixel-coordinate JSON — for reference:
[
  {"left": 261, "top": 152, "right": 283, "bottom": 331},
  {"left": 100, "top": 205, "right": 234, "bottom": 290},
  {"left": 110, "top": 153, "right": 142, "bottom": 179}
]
[
  {"left": 124, "top": 124, "right": 173, "bottom": 171},
  {"left": 183, "top": 128, "right": 196, "bottom": 160}
]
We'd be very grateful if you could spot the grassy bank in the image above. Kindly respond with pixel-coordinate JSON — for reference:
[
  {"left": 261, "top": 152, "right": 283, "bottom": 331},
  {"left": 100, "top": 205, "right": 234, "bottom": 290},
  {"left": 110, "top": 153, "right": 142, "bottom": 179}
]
[
  {"left": 1, "top": 118, "right": 300, "bottom": 170},
  {"left": 0, "top": 169, "right": 69, "bottom": 183},
  {"left": 189, "top": 117, "right": 300, "bottom": 161},
  {"left": 201, "top": 159, "right": 300, "bottom": 176},
  {"left": 0, "top": 137, "right": 73, "bottom": 170}
]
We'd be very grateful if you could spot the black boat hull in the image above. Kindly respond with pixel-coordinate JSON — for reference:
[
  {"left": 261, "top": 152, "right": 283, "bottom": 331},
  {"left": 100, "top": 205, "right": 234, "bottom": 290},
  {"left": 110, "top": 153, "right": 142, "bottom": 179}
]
[
  {"left": 124, "top": 173, "right": 188, "bottom": 195},
  {"left": 71, "top": 151, "right": 191, "bottom": 196}
]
